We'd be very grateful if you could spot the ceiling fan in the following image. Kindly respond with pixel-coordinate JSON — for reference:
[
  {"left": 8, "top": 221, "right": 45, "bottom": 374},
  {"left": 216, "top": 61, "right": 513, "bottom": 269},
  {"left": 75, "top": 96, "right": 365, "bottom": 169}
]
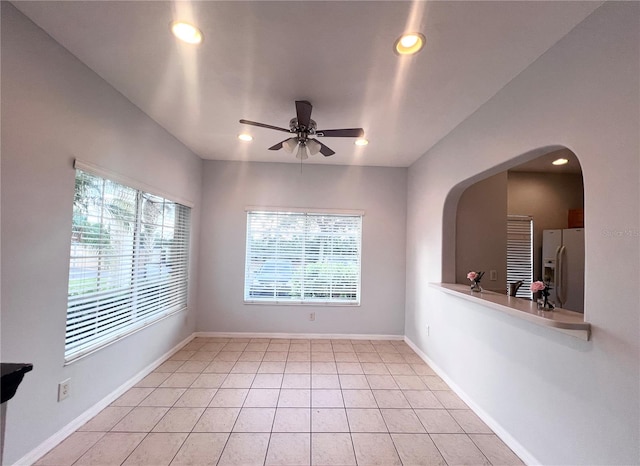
[{"left": 239, "top": 100, "right": 364, "bottom": 159}]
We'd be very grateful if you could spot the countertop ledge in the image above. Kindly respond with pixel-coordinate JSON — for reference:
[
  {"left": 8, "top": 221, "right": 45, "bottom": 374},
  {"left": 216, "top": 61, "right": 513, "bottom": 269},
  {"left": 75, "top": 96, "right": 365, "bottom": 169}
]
[{"left": 430, "top": 283, "right": 591, "bottom": 341}]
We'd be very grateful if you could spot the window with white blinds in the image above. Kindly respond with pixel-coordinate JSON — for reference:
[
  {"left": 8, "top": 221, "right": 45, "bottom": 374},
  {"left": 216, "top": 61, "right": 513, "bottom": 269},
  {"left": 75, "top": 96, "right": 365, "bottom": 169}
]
[
  {"left": 244, "top": 210, "right": 362, "bottom": 305},
  {"left": 507, "top": 215, "right": 533, "bottom": 299},
  {"left": 66, "top": 169, "right": 191, "bottom": 362}
]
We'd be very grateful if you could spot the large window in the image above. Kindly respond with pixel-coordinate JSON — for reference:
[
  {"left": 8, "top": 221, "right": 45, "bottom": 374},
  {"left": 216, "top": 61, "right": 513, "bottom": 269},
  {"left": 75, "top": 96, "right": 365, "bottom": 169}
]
[
  {"left": 66, "top": 168, "right": 191, "bottom": 361},
  {"left": 507, "top": 215, "right": 533, "bottom": 299},
  {"left": 244, "top": 209, "right": 362, "bottom": 304}
]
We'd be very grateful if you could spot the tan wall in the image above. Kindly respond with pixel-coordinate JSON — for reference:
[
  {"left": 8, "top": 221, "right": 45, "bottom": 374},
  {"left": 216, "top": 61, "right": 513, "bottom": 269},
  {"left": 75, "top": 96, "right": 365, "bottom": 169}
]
[
  {"left": 455, "top": 172, "right": 508, "bottom": 291},
  {"left": 455, "top": 170, "right": 583, "bottom": 292},
  {"left": 507, "top": 171, "right": 584, "bottom": 280}
]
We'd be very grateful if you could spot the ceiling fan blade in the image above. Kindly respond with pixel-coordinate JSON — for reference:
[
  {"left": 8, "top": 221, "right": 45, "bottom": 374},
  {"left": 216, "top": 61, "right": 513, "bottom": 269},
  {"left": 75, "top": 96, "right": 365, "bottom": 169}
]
[
  {"left": 239, "top": 119, "right": 291, "bottom": 133},
  {"left": 316, "top": 140, "right": 335, "bottom": 157},
  {"left": 268, "top": 141, "right": 285, "bottom": 150},
  {"left": 295, "top": 101, "right": 313, "bottom": 129},
  {"left": 316, "top": 128, "right": 365, "bottom": 138}
]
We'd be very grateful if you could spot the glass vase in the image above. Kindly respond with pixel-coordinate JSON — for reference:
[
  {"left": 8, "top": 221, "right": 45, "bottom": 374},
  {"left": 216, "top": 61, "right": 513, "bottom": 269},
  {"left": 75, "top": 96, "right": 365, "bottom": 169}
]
[
  {"left": 470, "top": 281, "right": 482, "bottom": 292},
  {"left": 537, "top": 294, "right": 554, "bottom": 310}
]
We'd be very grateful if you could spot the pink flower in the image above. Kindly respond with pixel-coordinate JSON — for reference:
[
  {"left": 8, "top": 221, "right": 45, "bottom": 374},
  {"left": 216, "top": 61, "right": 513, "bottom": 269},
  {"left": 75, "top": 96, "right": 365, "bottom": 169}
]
[
  {"left": 530, "top": 281, "right": 546, "bottom": 292},
  {"left": 467, "top": 271, "right": 478, "bottom": 281}
]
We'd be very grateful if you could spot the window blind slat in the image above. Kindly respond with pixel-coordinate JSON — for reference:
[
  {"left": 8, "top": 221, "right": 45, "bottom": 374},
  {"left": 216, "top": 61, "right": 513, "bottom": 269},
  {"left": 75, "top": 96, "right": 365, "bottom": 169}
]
[
  {"left": 244, "top": 210, "right": 362, "bottom": 304},
  {"left": 507, "top": 215, "right": 533, "bottom": 299},
  {"left": 66, "top": 169, "right": 191, "bottom": 362}
]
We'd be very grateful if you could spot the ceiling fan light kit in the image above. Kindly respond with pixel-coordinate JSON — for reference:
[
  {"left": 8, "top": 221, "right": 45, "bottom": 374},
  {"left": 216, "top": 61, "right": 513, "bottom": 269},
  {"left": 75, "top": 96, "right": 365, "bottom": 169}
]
[
  {"left": 239, "top": 100, "right": 364, "bottom": 159},
  {"left": 296, "top": 145, "right": 308, "bottom": 160},
  {"left": 306, "top": 139, "right": 321, "bottom": 155},
  {"left": 282, "top": 138, "right": 298, "bottom": 153}
]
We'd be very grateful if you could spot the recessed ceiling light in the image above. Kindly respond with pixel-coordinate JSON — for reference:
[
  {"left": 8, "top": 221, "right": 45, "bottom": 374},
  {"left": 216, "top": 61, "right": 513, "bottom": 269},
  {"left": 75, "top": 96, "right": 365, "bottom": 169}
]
[
  {"left": 394, "top": 32, "right": 425, "bottom": 55},
  {"left": 238, "top": 133, "right": 253, "bottom": 142},
  {"left": 171, "top": 21, "right": 203, "bottom": 44},
  {"left": 552, "top": 158, "right": 569, "bottom": 166},
  {"left": 355, "top": 138, "right": 369, "bottom": 146}
]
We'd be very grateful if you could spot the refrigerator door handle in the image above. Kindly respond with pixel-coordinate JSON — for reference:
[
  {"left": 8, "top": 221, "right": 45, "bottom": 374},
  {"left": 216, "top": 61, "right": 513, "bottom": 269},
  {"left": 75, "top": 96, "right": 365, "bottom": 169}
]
[
  {"left": 557, "top": 245, "right": 567, "bottom": 307},
  {"left": 554, "top": 246, "right": 561, "bottom": 292}
]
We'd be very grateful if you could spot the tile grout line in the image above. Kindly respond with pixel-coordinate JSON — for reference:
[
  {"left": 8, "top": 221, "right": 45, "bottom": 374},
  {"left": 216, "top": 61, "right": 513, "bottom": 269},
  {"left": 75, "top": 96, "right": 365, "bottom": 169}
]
[
  {"left": 262, "top": 340, "right": 289, "bottom": 466},
  {"left": 221, "top": 342, "right": 257, "bottom": 465},
  {"left": 308, "top": 346, "right": 313, "bottom": 466},
  {"left": 145, "top": 339, "right": 213, "bottom": 466},
  {"left": 208, "top": 339, "right": 248, "bottom": 466},
  {"left": 159, "top": 353, "right": 204, "bottom": 466},
  {"left": 51, "top": 337, "right": 504, "bottom": 466},
  {"left": 373, "top": 346, "right": 405, "bottom": 466}
]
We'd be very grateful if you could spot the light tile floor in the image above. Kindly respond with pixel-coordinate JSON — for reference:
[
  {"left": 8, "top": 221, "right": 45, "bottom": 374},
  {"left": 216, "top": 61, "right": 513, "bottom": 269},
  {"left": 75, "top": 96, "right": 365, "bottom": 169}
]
[{"left": 36, "top": 338, "right": 524, "bottom": 466}]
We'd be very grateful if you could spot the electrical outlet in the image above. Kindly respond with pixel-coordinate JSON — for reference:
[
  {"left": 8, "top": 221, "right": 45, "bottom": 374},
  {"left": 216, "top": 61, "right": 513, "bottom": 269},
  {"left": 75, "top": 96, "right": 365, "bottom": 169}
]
[
  {"left": 58, "top": 379, "right": 70, "bottom": 401},
  {"left": 490, "top": 270, "right": 497, "bottom": 281},
  {"left": 309, "top": 312, "right": 315, "bottom": 321}
]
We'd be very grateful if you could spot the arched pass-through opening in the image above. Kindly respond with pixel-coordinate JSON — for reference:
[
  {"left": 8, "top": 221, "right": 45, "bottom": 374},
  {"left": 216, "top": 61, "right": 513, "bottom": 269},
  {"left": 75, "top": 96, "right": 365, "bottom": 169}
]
[{"left": 442, "top": 145, "right": 585, "bottom": 313}]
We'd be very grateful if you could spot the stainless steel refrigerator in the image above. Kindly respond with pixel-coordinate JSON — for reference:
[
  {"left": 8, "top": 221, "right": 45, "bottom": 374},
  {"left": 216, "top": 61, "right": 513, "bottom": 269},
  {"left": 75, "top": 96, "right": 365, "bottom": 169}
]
[{"left": 542, "top": 228, "right": 585, "bottom": 312}]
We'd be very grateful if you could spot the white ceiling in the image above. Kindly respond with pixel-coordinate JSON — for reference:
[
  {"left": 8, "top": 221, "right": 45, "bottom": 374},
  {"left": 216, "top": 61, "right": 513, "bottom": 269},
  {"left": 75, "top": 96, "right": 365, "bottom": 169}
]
[{"left": 13, "top": 1, "right": 601, "bottom": 167}]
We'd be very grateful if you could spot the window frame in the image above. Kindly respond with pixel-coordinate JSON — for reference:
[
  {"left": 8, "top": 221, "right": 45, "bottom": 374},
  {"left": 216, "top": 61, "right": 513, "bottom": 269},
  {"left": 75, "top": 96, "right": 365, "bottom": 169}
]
[
  {"left": 507, "top": 215, "right": 534, "bottom": 299},
  {"left": 65, "top": 160, "right": 192, "bottom": 363},
  {"left": 243, "top": 207, "right": 363, "bottom": 306}
]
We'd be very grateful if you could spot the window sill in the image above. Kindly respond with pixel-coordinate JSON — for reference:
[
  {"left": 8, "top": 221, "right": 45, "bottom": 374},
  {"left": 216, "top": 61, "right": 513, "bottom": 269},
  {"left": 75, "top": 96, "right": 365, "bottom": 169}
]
[
  {"left": 244, "top": 300, "right": 360, "bottom": 307},
  {"left": 64, "top": 307, "right": 188, "bottom": 365},
  {"left": 430, "top": 283, "right": 591, "bottom": 341}
]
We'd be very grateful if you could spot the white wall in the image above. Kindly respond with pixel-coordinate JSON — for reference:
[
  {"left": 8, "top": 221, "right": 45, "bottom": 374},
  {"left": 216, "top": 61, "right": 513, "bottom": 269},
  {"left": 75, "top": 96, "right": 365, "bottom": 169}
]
[
  {"left": 0, "top": 5, "right": 202, "bottom": 464},
  {"left": 406, "top": 3, "right": 639, "bottom": 465},
  {"left": 197, "top": 160, "right": 407, "bottom": 336}
]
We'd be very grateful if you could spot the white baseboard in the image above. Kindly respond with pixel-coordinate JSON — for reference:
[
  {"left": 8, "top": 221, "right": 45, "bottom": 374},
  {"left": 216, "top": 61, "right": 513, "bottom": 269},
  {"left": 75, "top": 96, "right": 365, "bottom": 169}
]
[
  {"left": 403, "top": 336, "right": 538, "bottom": 466},
  {"left": 13, "top": 334, "right": 195, "bottom": 466},
  {"left": 193, "top": 331, "right": 404, "bottom": 341}
]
